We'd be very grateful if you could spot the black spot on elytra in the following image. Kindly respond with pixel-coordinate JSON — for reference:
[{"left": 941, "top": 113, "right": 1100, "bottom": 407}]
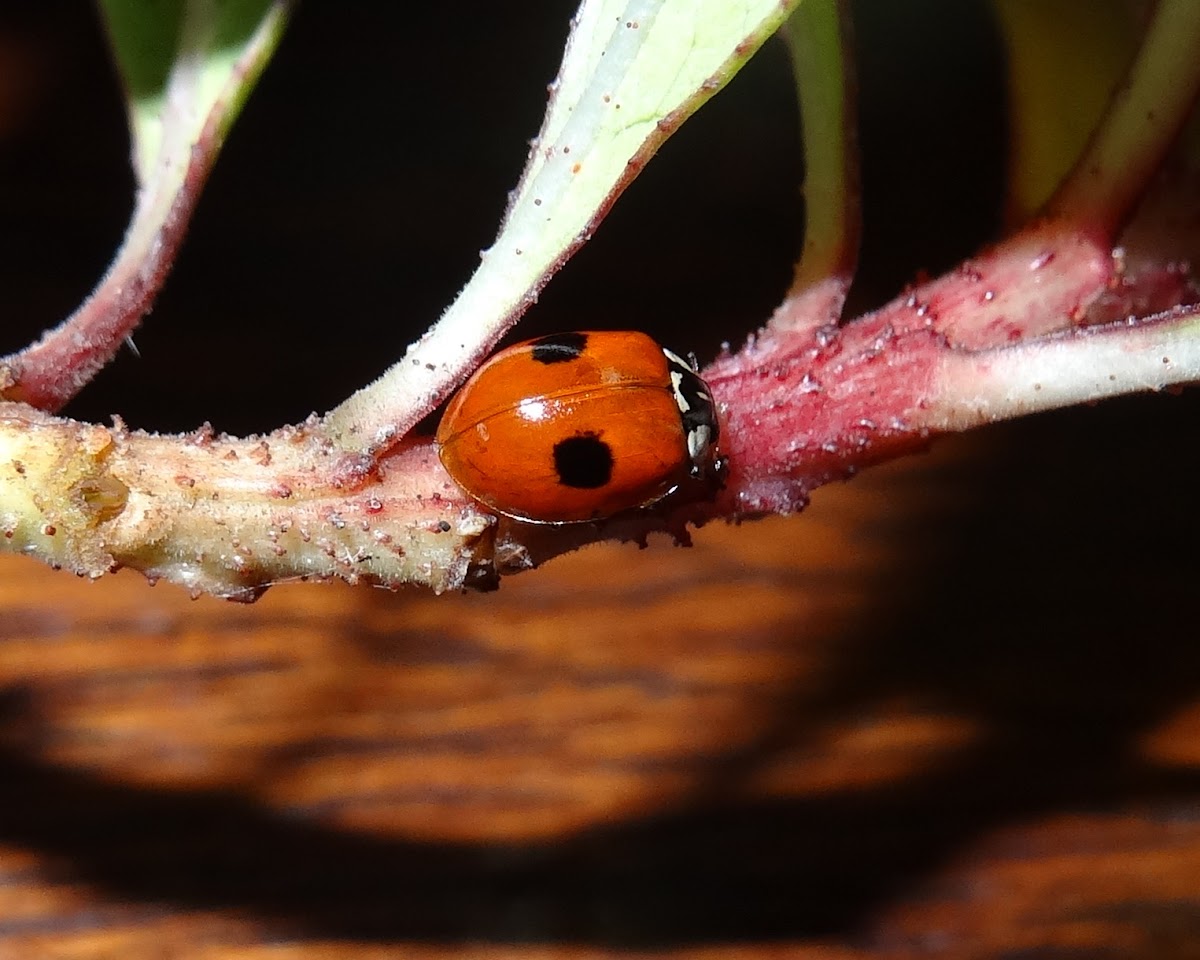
[
  {"left": 531, "top": 332, "right": 588, "bottom": 364},
  {"left": 553, "top": 433, "right": 613, "bottom": 489}
]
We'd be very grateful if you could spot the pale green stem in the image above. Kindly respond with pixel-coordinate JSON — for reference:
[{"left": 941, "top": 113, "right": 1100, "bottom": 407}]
[{"left": 931, "top": 307, "right": 1200, "bottom": 431}]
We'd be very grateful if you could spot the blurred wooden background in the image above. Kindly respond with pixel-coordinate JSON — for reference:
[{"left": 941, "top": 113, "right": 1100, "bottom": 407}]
[{"left": 2, "top": 3, "right": 1200, "bottom": 958}]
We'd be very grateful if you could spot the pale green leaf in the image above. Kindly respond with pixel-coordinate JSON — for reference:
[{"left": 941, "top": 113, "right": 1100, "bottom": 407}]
[
  {"left": 327, "top": 0, "right": 805, "bottom": 453},
  {"left": 98, "top": 0, "right": 290, "bottom": 187}
]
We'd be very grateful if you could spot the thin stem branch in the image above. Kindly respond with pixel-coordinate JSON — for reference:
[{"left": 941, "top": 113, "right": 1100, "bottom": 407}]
[
  {"left": 931, "top": 305, "right": 1200, "bottom": 430},
  {"left": 1047, "top": 0, "right": 1200, "bottom": 237},
  {"left": 779, "top": 0, "right": 859, "bottom": 304},
  {"left": 0, "top": 1, "right": 291, "bottom": 412}
]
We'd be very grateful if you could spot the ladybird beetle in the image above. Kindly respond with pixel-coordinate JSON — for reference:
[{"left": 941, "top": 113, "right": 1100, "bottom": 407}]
[{"left": 435, "top": 331, "right": 721, "bottom": 524}]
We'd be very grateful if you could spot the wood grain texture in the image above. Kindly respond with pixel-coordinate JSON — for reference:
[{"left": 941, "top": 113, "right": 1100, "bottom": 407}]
[{"left": 3, "top": 396, "right": 1200, "bottom": 959}]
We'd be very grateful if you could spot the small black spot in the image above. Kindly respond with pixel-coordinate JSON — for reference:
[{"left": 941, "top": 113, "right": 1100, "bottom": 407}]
[
  {"left": 531, "top": 332, "right": 588, "bottom": 364},
  {"left": 553, "top": 433, "right": 613, "bottom": 489}
]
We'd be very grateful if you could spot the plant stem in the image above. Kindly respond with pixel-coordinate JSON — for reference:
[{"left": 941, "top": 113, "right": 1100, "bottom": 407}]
[
  {"left": 1047, "top": 0, "right": 1200, "bottom": 237},
  {"left": 780, "top": 0, "right": 859, "bottom": 303}
]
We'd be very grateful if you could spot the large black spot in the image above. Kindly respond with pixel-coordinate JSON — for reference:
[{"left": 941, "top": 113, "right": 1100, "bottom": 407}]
[
  {"left": 552, "top": 433, "right": 613, "bottom": 489},
  {"left": 531, "top": 332, "right": 588, "bottom": 364}
]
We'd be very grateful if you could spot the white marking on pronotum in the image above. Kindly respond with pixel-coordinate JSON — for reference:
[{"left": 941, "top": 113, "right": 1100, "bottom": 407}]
[
  {"left": 669, "top": 369, "right": 693, "bottom": 413},
  {"left": 687, "top": 424, "right": 711, "bottom": 466},
  {"left": 662, "top": 347, "right": 691, "bottom": 368},
  {"left": 663, "top": 348, "right": 695, "bottom": 415}
]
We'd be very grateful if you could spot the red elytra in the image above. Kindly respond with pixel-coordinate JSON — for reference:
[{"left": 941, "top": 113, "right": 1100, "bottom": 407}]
[{"left": 435, "top": 331, "right": 720, "bottom": 524}]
